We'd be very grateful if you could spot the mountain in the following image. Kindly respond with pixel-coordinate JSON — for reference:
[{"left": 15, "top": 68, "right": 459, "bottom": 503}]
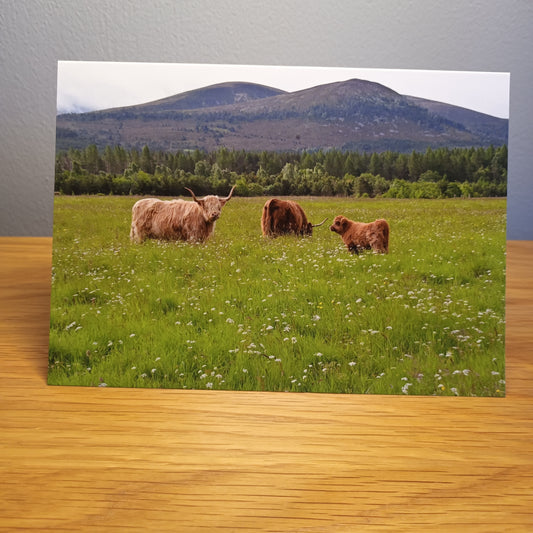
[
  {"left": 55, "top": 79, "right": 508, "bottom": 153},
  {"left": 130, "top": 81, "right": 287, "bottom": 112},
  {"left": 403, "top": 95, "right": 509, "bottom": 146}
]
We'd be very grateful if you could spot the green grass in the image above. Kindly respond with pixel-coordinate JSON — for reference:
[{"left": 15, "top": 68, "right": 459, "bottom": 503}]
[{"left": 48, "top": 195, "right": 506, "bottom": 396}]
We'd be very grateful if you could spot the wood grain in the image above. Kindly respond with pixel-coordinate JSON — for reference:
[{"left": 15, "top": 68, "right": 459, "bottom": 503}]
[{"left": 1, "top": 237, "right": 532, "bottom": 532}]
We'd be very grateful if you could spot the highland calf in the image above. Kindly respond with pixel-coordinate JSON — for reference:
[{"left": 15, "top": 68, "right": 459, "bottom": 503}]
[
  {"left": 261, "top": 198, "right": 327, "bottom": 237},
  {"left": 130, "top": 186, "right": 235, "bottom": 243},
  {"left": 330, "top": 215, "right": 389, "bottom": 254}
]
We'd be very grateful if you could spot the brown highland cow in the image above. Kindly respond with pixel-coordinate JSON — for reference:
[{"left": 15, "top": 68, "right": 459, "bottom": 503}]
[
  {"left": 261, "top": 198, "right": 327, "bottom": 237},
  {"left": 330, "top": 215, "right": 389, "bottom": 254}
]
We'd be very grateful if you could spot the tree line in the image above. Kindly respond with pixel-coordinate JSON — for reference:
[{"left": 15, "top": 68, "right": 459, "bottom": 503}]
[{"left": 54, "top": 144, "right": 507, "bottom": 198}]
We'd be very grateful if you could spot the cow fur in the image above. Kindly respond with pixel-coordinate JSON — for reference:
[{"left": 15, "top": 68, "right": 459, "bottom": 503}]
[
  {"left": 330, "top": 215, "right": 389, "bottom": 254},
  {"left": 261, "top": 198, "right": 326, "bottom": 237},
  {"left": 130, "top": 187, "right": 235, "bottom": 243}
]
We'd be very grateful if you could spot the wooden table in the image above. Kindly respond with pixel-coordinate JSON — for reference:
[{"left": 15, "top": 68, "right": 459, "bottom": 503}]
[{"left": 1, "top": 237, "right": 532, "bottom": 531}]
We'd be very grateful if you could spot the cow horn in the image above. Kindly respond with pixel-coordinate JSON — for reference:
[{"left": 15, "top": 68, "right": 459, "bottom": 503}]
[
  {"left": 222, "top": 185, "right": 236, "bottom": 202},
  {"left": 312, "top": 218, "right": 328, "bottom": 228},
  {"left": 185, "top": 187, "right": 200, "bottom": 202}
]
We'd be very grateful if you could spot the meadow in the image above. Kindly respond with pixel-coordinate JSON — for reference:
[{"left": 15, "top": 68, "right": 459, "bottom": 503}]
[{"left": 48, "top": 195, "right": 506, "bottom": 396}]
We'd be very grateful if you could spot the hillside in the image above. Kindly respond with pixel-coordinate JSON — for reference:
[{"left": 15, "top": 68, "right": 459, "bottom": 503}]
[
  {"left": 56, "top": 79, "right": 508, "bottom": 153},
  {"left": 131, "top": 81, "right": 287, "bottom": 112},
  {"left": 404, "top": 95, "right": 509, "bottom": 147}
]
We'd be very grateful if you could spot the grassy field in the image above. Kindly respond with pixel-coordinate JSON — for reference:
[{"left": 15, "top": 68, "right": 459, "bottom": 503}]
[{"left": 48, "top": 195, "right": 506, "bottom": 396}]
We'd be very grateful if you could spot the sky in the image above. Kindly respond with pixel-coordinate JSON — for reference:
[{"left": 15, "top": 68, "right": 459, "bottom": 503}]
[{"left": 56, "top": 61, "right": 510, "bottom": 119}]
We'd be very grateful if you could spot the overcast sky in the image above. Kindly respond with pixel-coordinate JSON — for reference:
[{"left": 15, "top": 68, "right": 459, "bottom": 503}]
[{"left": 57, "top": 61, "right": 510, "bottom": 119}]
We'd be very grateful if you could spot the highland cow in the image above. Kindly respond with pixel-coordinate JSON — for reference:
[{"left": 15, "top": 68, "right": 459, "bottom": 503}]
[
  {"left": 130, "top": 186, "right": 235, "bottom": 243},
  {"left": 330, "top": 215, "right": 389, "bottom": 254},
  {"left": 261, "top": 198, "right": 327, "bottom": 237}
]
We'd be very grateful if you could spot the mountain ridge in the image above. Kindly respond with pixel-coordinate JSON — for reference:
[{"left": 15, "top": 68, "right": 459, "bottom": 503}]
[{"left": 56, "top": 79, "right": 508, "bottom": 153}]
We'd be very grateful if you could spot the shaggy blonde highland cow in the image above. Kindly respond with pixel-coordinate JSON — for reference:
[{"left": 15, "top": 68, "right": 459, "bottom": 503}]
[
  {"left": 130, "top": 186, "right": 235, "bottom": 243},
  {"left": 330, "top": 215, "right": 389, "bottom": 254}
]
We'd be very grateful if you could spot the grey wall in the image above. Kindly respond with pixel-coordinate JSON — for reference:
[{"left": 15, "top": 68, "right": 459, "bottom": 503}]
[{"left": 1, "top": 0, "right": 531, "bottom": 238}]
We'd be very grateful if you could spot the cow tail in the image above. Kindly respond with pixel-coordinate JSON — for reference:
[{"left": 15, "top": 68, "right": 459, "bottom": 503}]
[
  {"left": 261, "top": 201, "right": 270, "bottom": 236},
  {"left": 382, "top": 220, "right": 390, "bottom": 252},
  {"left": 262, "top": 199, "right": 275, "bottom": 236},
  {"left": 268, "top": 201, "right": 276, "bottom": 235}
]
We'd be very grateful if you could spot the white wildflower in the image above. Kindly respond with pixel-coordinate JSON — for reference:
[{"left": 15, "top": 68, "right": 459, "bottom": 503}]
[{"left": 401, "top": 382, "right": 412, "bottom": 395}]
